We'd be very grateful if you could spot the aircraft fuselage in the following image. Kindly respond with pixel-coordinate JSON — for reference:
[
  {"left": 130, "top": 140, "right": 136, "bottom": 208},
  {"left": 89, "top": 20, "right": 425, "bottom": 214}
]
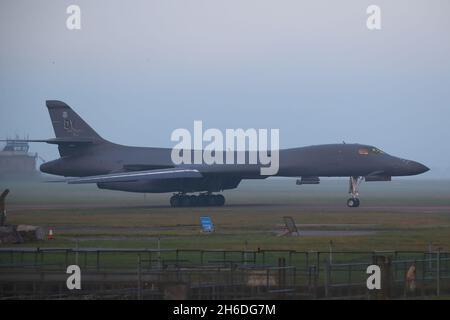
[{"left": 40, "top": 142, "right": 428, "bottom": 193}]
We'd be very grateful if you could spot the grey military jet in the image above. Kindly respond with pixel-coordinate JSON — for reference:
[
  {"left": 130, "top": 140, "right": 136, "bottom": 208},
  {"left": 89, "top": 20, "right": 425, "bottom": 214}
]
[{"left": 22, "top": 101, "right": 429, "bottom": 207}]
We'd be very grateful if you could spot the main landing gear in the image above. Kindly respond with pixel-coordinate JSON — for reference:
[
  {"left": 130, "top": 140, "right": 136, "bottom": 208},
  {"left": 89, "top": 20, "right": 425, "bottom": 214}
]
[
  {"left": 347, "top": 176, "right": 363, "bottom": 208},
  {"left": 170, "top": 193, "right": 225, "bottom": 207}
]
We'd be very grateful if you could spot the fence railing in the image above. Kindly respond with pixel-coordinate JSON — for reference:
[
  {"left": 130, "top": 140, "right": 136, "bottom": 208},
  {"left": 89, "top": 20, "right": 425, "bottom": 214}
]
[
  {"left": 323, "top": 254, "right": 450, "bottom": 299},
  {"left": 1, "top": 247, "right": 449, "bottom": 299}
]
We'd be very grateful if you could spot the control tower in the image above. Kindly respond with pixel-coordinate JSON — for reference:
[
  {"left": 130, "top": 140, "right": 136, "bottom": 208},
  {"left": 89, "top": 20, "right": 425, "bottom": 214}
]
[{"left": 0, "top": 137, "right": 38, "bottom": 176}]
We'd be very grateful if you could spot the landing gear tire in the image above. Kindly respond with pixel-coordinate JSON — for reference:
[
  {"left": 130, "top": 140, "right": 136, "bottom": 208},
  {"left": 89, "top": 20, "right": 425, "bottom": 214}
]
[
  {"left": 169, "top": 193, "right": 225, "bottom": 207},
  {"left": 207, "top": 195, "right": 217, "bottom": 206},
  {"left": 180, "top": 195, "right": 191, "bottom": 207},
  {"left": 189, "top": 195, "right": 198, "bottom": 207},
  {"left": 215, "top": 194, "right": 225, "bottom": 206},
  {"left": 170, "top": 195, "right": 180, "bottom": 207},
  {"left": 347, "top": 198, "right": 360, "bottom": 208},
  {"left": 198, "top": 194, "right": 208, "bottom": 206}
]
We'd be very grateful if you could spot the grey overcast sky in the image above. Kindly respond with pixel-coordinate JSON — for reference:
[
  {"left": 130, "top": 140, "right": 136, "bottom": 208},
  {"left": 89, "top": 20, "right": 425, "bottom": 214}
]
[{"left": 0, "top": 0, "right": 449, "bottom": 177}]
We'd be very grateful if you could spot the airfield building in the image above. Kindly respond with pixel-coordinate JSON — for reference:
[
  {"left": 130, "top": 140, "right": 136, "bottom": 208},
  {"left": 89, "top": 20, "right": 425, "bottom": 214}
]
[{"left": 0, "top": 139, "right": 38, "bottom": 176}]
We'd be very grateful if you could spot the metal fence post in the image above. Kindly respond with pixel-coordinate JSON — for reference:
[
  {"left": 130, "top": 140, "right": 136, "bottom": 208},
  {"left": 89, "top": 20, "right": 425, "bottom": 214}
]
[
  {"left": 293, "top": 266, "right": 296, "bottom": 289},
  {"left": 437, "top": 249, "right": 440, "bottom": 297},
  {"left": 244, "top": 241, "right": 248, "bottom": 265},
  {"left": 329, "top": 241, "right": 333, "bottom": 265},
  {"left": 96, "top": 251, "right": 100, "bottom": 271},
  {"left": 34, "top": 248, "right": 38, "bottom": 267},
  {"left": 305, "top": 252, "right": 309, "bottom": 271},
  {"left": 157, "top": 237, "right": 161, "bottom": 269},
  {"left": 324, "top": 261, "right": 330, "bottom": 298},
  {"left": 75, "top": 240, "right": 79, "bottom": 266},
  {"left": 317, "top": 252, "right": 320, "bottom": 278},
  {"left": 137, "top": 255, "right": 142, "bottom": 300}
]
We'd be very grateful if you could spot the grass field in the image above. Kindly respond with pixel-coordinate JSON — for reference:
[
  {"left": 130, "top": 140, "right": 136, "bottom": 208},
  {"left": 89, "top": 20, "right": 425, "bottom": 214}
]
[{"left": 2, "top": 176, "right": 450, "bottom": 252}]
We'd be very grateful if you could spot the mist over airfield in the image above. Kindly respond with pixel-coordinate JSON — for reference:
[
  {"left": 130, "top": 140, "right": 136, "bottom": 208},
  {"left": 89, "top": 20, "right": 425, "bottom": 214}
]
[{"left": 0, "top": 0, "right": 449, "bottom": 177}]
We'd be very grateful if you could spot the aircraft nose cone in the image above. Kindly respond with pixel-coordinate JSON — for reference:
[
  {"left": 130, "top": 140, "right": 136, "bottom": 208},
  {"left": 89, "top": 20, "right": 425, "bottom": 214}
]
[{"left": 410, "top": 161, "right": 429, "bottom": 175}]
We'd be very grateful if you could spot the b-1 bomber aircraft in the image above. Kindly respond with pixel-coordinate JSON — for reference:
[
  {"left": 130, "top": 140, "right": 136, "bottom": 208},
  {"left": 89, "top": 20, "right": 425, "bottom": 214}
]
[{"left": 9, "top": 101, "right": 429, "bottom": 208}]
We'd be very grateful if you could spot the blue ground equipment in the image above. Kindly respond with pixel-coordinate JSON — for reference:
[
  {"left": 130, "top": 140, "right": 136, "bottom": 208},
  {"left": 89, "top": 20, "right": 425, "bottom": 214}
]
[{"left": 200, "top": 216, "right": 214, "bottom": 233}]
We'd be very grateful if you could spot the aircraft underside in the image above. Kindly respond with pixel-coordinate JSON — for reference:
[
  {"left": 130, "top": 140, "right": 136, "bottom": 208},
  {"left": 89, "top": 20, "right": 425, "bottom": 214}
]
[
  {"left": 96, "top": 176, "right": 243, "bottom": 207},
  {"left": 95, "top": 174, "right": 370, "bottom": 208}
]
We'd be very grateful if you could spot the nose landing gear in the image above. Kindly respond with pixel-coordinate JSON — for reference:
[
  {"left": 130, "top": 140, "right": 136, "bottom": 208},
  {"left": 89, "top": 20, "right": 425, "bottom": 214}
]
[
  {"left": 170, "top": 193, "right": 225, "bottom": 207},
  {"left": 347, "top": 176, "right": 362, "bottom": 208},
  {"left": 347, "top": 197, "right": 360, "bottom": 208}
]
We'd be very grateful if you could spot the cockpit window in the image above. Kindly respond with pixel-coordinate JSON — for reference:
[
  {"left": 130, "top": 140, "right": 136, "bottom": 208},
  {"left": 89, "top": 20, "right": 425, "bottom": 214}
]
[
  {"left": 371, "top": 147, "right": 384, "bottom": 155},
  {"left": 358, "top": 148, "right": 369, "bottom": 155},
  {"left": 358, "top": 147, "right": 384, "bottom": 156}
]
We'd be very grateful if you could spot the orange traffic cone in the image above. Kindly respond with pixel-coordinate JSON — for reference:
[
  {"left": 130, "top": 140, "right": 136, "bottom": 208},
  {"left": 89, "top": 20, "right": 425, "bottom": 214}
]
[{"left": 47, "top": 227, "right": 55, "bottom": 240}]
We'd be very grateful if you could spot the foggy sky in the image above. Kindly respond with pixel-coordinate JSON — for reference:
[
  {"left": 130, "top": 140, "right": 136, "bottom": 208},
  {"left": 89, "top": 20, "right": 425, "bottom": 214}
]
[{"left": 1, "top": 0, "right": 449, "bottom": 177}]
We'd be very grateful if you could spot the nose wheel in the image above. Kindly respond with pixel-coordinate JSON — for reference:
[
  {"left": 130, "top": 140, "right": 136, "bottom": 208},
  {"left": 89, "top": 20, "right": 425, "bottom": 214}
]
[
  {"left": 347, "top": 197, "right": 360, "bottom": 208},
  {"left": 347, "top": 176, "right": 362, "bottom": 207}
]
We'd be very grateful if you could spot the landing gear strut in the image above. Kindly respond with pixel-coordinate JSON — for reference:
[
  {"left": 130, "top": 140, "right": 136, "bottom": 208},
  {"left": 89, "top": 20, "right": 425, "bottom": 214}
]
[
  {"left": 347, "top": 176, "right": 362, "bottom": 208},
  {"left": 170, "top": 193, "right": 225, "bottom": 207}
]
